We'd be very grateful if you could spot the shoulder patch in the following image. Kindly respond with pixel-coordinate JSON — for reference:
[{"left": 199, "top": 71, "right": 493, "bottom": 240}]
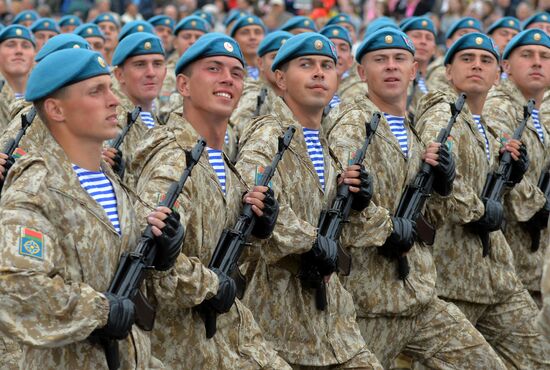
[
  {"left": 156, "top": 192, "right": 180, "bottom": 210},
  {"left": 12, "top": 147, "right": 26, "bottom": 159},
  {"left": 255, "top": 165, "right": 273, "bottom": 187},
  {"left": 19, "top": 227, "right": 44, "bottom": 260}
]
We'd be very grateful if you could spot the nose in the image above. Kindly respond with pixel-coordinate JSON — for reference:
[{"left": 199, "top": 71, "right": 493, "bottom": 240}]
[
  {"left": 386, "top": 57, "right": 398, "bottom": 70},
  {"left": 532, "top": 52, "right": 542, "bottom": 67},
  {"left": 312, "top": 62, "right": 325, "bottom": 80},
  {"left": 471, "top": 56, "right": 482, "bottom": 70},
  {"left": 107, "top": 86, "right": 120, "bottom": 108}
]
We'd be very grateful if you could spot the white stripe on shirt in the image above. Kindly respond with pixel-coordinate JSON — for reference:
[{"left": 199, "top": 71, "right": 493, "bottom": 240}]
[
  {"left": 473, "top": 114, "right": 490, "bottom": 160},
  {"left": 532, "top": 109, "right": 545, "bottom": 144},
  {"left": 140, "top": 111, "right": 155, "bottom": 129},
  {"left": 384, "top": 113, "right": 409, "bottom": 157},
  {"left": 206, "top": 147, "right": 226, "bottom": 194},
  {"left": 303, "top": 128, "right": 325, "bottom": 190}
]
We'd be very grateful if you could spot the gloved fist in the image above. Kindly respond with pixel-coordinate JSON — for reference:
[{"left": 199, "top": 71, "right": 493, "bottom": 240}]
[
  {"left": 303, "top": 235, "right": 338, "bottom": 277},
  {"left": 152, "top": 210, "right": 184, "bottom": 271},
  {"left": 379, "top": 217, "right": 417, "bottom": 259},
  {"left": 432, "top": 143, "right": 456, "bottom": 196},
  {"left": 527, "top": 198, "right": 550, "bottom": 230},
  {"left": 507, "top": 144, "right": 529, "bottom": 186},
  {"left": 93, "top": 293, "right": 135, "bottom": 340},
  {"left": 204, "top": 268, "right": 237, "bottom": 314},
  {"left": 468, "top": 198, "right": 503, "bottom": 233},
  {"left": 0, "top": 154, "right": 15, "bottom": 182},
  {"left": 112, "top": 149, "right": 126, "bottom": 179},
  {"left": 251, "top": 187, "right": 279, "bottom": 239},
  {"left": 351, "top": 165, "right": 374, "bottom": 212}
]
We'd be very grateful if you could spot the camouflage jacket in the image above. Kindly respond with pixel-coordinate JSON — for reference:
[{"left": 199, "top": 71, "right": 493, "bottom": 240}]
[
  {"left": 484, "top": 79, "right": 549, "bottom": 291},
  {"left": 0, "top": 129, "right": 161, "bottom": 369},
  {"left": 425, "top": 56, "right": 450, "bottom": 92},
  {"left": 416, "top": 88, "right": 523, "bottom": 304},
  {"left": 406, "top": 73, "right": 428, "bottom": 123},
  {"left": 0, "top": 82, "right": 16, "bottom": 131},
  {"left": 0, "top": 102, "right": 46, "bottom": 159},
  {"left": 157, "top": 52, "right": 178, "bottom": 119},
  {"left": 538, "top": 240, "right": 550, "bottom": 338},
  {"left": 236, "top": 97, "right": 368, "bottom": 366},
  {"left": 129, "top": 113, "right": 288, "bottom": 369},
  {"left": 328, "top": 95, "right": 437, "bottom": 317},
  {"left": 229, "top": 77, "right": 266, "bottom": 142},
  {"left": 338, "top": 63, "right": 368, "bottom": 104}
]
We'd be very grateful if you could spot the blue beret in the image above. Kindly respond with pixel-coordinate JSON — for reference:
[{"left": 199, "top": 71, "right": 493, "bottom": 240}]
[
  {"left": 58, "top": 15, "right": 82, "bottom": 28},
  {"left": 175, "top": 32, "right": 244, "bottom": 75},
  {"left": 365, "top": 17, "right": 398, "bottom": 35},
  {"left": 230, "top": 15, "right": 266, "bottom": 37},
  {"left": 112, "top": 32, "right": 164, "bottom": 66},
  {"left": 400, "top": 16, "right": 436, "bottom": 36},
  {"left": 148, "top": 15, "right": 175, "bottom": 30},
  {"left": 271, "top": 32, "right": 337, "bottom": 71},
  {"left": 35, "top": 34, "right": 90, "bottom": 62},
  {"left": 523, "top": 12, "right": 550, "bottom": 29},
  {"left": 224, "top": 10, "right": 249, "bottom": 27},
  {"left": 502, "top": 29, "right": 550, "bottom": 60},
  {"left": 444, "top": 32, "right": 499, "bottom": 65},
  {"left": 174, "top": 16, "right": 209, "bottom": 35},
  {"left": 356, "top": 28, "right": 415, "bottom": 63},
  {"left": 30, "top": 18, "right": 60, "bottom": 34},
  {"left": 12, "top": 10, "right": 39, "bottom": 25},
  {"left": 486, "top": 17, "right": 521, "bottom": 34},
  {"left": 74, "top": 23, "right": 105, "bottom": 40},
  {"left": 192, "top": 10, "right": 215, "bottom": 27},
  {"left": 119, "top": 20, "right": 154, "bottom": 41},
  {"left": 0, "top": 25, "right": 35, "bottom": 46},
  {"left": 326, "top": 14, "right": 355, "bottom": 29},
  {"left": 445, "top": 17, "right": 483, "bottom": 40},
  {"left": 93, "top": 13, "right": 120, "bottom": 28},
  {"left": 0, "top": 23, "right": 4, "bottom": 31},
  {"left": 258, "top": 30, "right": 292, "bottom": 57},
  {"left": 26, "top": 48, "right": 110, "bottom": 101},
  {"left": 280, "top": 16, "right": 317, "bottom": 32},
  {"left": 319, "top": 25, "right": 352, "bottom": 46}
]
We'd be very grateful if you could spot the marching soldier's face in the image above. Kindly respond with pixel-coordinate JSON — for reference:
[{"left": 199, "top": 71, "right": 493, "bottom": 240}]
[
  {"left": 331, "top": 38, "right": 353, "bottom": 78},
  {"left": 98, "top": 22, "right": 119, "bottom": 51},
  {"left": 406, "top": 30, "right": 436, "bottom": 65},
  {"left": 60, "top": 25, "right": 78, "bottom": 33},
  {"left": 504, "top": 45, "right": 550, "bottom": 96},
  {"left": 258, "top": 50, "right": 277, "bottom": 86},
  {"left": 154, "top": 25, "right": 174, "bottom": 52},
  {"left": 275, "top": 55, "right": 338, "bottom": 110},
  {"left": 358, "top": 49, "right": 417, "bottom": 102},
  {"left": 34, "top": 30, "right": 58, "bottom": 52},
  {"left": 445, "top": 49, "right": 499, "bottom": 96},
  {"left": 446, "top": 28, "right": 479, "bottom": 49},
  {"left": 174, "top": 30, "right": 204, "bottom": 57},
  {"left": 339, "top": 23, "right": 357, "bottom": 44},
  {"left": 233, "top": 25, "right": 265, "bottom": 59},
  {"left": 86, "top": 36, "right": 105, "bottom": 55},
  {"left": 490, "top": 28, "right": 519, "bottom": 53},
  {"left": 527, "top": 22, "right": 550, "bottom": 35},
  {"left": 115, "top": 54, "right": 167, "bottom": 106},
  {"left": 177, "top": 56, "right": 245, "bottom": 119},
  {"left": 0, "top": 38, "right": 35, "bottom": 78}
]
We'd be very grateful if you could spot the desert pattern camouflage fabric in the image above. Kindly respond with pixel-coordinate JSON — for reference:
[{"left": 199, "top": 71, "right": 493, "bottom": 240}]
[
  {"left": 230, "top": 77, "right": 266, "bottom": 142},
  {"left": 484, "top": 79, "right": 549, "bottom": 292},
  {"left": 0, "top": 82, "right": 16, "bottom": 131},
  {"left": 157, "top": 52, "right": 178, "bottom": 119},
  {"left": 337, "top": 63, "right": 368, "bottom": 104},
  {"left": 425, "top": 56, "right": 450, "bottom": 93},
  {"left": 538, "top": 242, "right": 550, "bottom": 339},
  {"left": 236, "top": 96, "right": 381, "bottom": 368},
  {"left": 129, "top": 112, "right": 290, "bottom": 370},
  {"left": 0, "top": 103, "right": 48, "bottom": 157},
  {"left": 0, "top": 129, "right": 161, "bottom": 369}
]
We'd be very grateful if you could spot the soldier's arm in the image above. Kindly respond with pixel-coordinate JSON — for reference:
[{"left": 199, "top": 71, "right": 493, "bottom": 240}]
[
  {"left": 0, "top": 163, "right": 110, "bottom": 347},
  {"left": 537, "top": 237, "right": 550, "bottom": 339}
]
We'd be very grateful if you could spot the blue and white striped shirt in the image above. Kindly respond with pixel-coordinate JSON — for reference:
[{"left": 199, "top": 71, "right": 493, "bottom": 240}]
[
  {"left": 140, "top": 111, "right": 155, "bottom": 129},
  {"left": 246, "top": 66, "right": 259, "bottom": 80},
  {"left": 303, "top": 128, "right": 325, "bottom": 190},
  {"left": 384, "top": 113, "right": 409, "bottom": 157},
  {"left": 473, "top": 114, "right": 490, "bottom": 160},
  {"left": 417, "top": 76, "right": 428, "bottom": 94},
  {"left": 224, "top": 130, "right": 230, "bottom": 145},
  {"left": 73, "top": 165, "right": 121, "bottom": 234},
  {"left": 207, "top": 147, "right": 226, "bottom": 194},
  {"left": 532, "top": 108, "right": 545, "bottom": 144},
  {"left": 328, "top": 93, "right": 341, "bottom": 109},
  {"left": 500, "top": 71, "right": 508, "bottom": 80},
  {"left": 14, "top": 93, "right": 24, "bottom": 100}
]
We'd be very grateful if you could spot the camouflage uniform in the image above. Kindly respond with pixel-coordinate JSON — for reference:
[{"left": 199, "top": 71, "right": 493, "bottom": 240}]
[
  {"left": 415, "top": 87, "right": 550, "bottom": 368},
  {"left": 229, "top": 77, "right": 264, "bottom": 142},
  {"left": 0, "top": 128, "right": 162, "bottom": 369},
  {"left": 129, "top": 113, "right": 290, "bottom": 370},
  {"left": 0, "top": 102, "right": 46, "bottom": 156},
  {"left": 538, "top": 238, "right": 550, "bottom": 339},
  {"left": 337, "top": 63, "right": 368, "bottom": 104},
  {"left": 406, "top": 74, "right": 427, "bottom": 123},
  {"left": 484, "top": 79, "right": 549, "bottom": 293},
  {"left": 158, "top": 52, "right": 178, "bottom": 120},
  {"left": 236, "top": 97, "right": 382, "bottom": 369},
  {"left": 425, "top": 56, "right": 449, "bottom": 92},
  {"left": 0, "top": 81, "right": 16, "bottom": 130},
  {"left": 542, "top": 90, "right": 550, "bottom": 131},
  {"left": 327, "top": 95, "right": 505, "bottom": 369}
]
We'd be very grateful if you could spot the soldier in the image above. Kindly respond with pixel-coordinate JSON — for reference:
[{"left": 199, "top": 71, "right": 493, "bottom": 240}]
[
  {"left": 58, "top": 15, "right": 82, "bottom": 34},
  {"left": 236, "top": 32, "right": 383, "bottom": 370},
  {"left": 425, "top": 17, "right": 482, "bottom": 92},
  {"left": 192, "top": 9, "right": 216, "bottom": 29},
  {"left": 74, "top": 23, "right": 106, "bottom": 55},
  {"left": 93, "top": 13, "right": 120, "bottom": 65},
  {"left": 0, "top": 25, "right": 35, "bottom": 128},
  {"left": 224, "top": 10, "right": 249, "bottom": 34},
  {"left": 328, "top": 28, "right": 506, "bottom": 369},
  {"left": 325, "top": 14, "right": 358, "bottom": 46},
  {"left": 0, "top": 47, "right": 182, "bottom": 369},
  {"left": 230, "top": 30, "right": 292, "bottom": 142},
  {"left": 148, "top": 15, "right": 175, "bottom": 60},
  {"left": 415, "top": 32, "right": 550, "bottom": 367},
  {"left": 279, "top": 16, "right": 317, "bottom": 34},
  {"left": 486, "top": 17, "right": 522, "bottom": 81},
  {"left": 484, "top": 29, "right": 550, "bottom": 307},
  {"left": 129, "top": 32, "right": 291, "bottom": 369},
  {"left": 29, "top": 18, "right": 60, "bottom": 52},
  {"left": 523, "top": 11, "right": 550, "bottom": 34},
  {"left": 11, "top": 10, "right": 39, "bottom": 28},
  {"left": 118, "top": 20, "right": 154, "bottom": 42},
  {"left": 230, "top": 15, "right": 266, "bottom": 80}
]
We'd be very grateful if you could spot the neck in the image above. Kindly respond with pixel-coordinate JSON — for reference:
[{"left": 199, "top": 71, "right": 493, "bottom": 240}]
[
  {"left": 510, "top": 78, "right": 544, "bottom": 109},
  {"left": 125, "top": 89, "right": 153, "bottom": 112},
  {"left": 282, "top": 96, "right": 322, "bottom": 129},
  {"left": 4, "top": 73, "right": 27, "bottom": 94},
  {"left": 465, "top": 94, "right": 486, "bottom": 115},
  {"left": 416, "top": 60, "right": 428, "bottom": 76},
  {"left": 183, "top": 104, "right": 227, "bottom": 150},
  {"left": 245, "top": 55, "right": 257, "bottom": 68},
  {"left": 50, "top": 130, "right": 103, "bottom": 171},
  {"left": 261, "top": 75, "right": 283, "bottom": 96},
  {"left": 104, "top": 49, "right": 114, "bottom": 65},
  {"left": 369, "top": 92, "right": 406, "bottom": 116}
]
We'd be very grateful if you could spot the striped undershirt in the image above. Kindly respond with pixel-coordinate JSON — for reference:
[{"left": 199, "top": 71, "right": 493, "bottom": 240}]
[
  {"left": 328, "top": 93, "right": 341, "bottom": 109},
  {"left": 140, "top": 111, "right": 155, "bottom": 129},
  {"left": 303, "top": 128, "right": 325, "bottom": 190},
  {"left": 14, "top": 93, "right": 24, "bottom": 100},
  {"left": 417, "top": 76, "right": 428, "bottom": 94},
  {"left": 384, "top": 113, "right": 409, "bottom": 157},
  {"left": 73, "top": 165, "right": 121, "bottom": 234},
  {"left": 206, "top": 147, "right": 226, "bottom": 194},
  {"left": 224, "top": 130, "right": 229, "bottom": 145},
  {"left": 246, "top": 66, "right": 259, "bottom": 80},
  {"left": 500, "top": 71, "right": 508, "bottom": 80},
  {"left": 532, "top": 108, "right": 545, "bottom": 144},
  {"left": 472, "top": 115, "right": 490, "bottom": 160}
]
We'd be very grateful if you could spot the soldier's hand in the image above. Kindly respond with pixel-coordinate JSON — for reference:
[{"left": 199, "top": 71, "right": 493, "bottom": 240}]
[
  {"left": 250, "top": 187, "right": 279, "bottom": 239},
  {"left": 379, "top": 217, "right": 417, "bottom": 258},
  {"left": 244, "top": 185, "right": 269, "bottom": 217},
  {"left": 341, "top": 164, "right": 373, "bottom": 211},
  {"left": 468, "top": 198, "right": 503, "bottom": 233},
  {"left": 94, "top": 293, "right": 135, "bottom": 340},
  {"left": 148, "top": 206, "right": 184, "bottom": 271},
  {"left": 0, "top": 152, "right": 14, "bottom": 181},
  {"left": 304, "top": 235, "right": 338, "bottom": 277},
  {"left": 204, "top": 268, "right": 237, "bottom": 314},
  {"left": 500, "top": 138, "right": 522, "bottom": 160},
  {"left": 503, "top": 141, "right": 529, "bottom": 186},
  {"left": 102, "top": 147, "right": 125, "bottom": 178},
  {"left": 430, "top": 142, "right": 456, "bottom": 196},
  {"left": 339, "top": 164, "right": 362, "bottom": 192}
]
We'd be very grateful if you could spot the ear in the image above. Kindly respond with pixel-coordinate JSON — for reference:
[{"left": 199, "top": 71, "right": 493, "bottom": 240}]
[
  {"left": 113, "top": 66, "right": 124, "bottom": 85},
  {"left": 445, "top": 64, "right": 453, "bottom": 83},
  {"left": 257, "top": 55, "right": 264, "bottom": 72},
  {"left": 357, "top": 62, "right": 367, "bottom": 82},
  {"left": 502, "top": 60, "right": 511, "bottom": 75},
  {"left": 274, "top": 69, "right": 287, "bottom": 91},
  {"left": 176, "top": 73, "right": 191, "bottom": 98},
  {"left": 492, "top": 65, "right": 500, "bottom": 86},
  {"left": 43, "top": 98, "right": 65, "bottom": 123}
]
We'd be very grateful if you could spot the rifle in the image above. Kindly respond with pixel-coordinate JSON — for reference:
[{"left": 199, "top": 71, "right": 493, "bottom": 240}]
[
  {"left": 0, "top": 107, "right": 37, "bottom": 195},
  {"left": 389, "top": 93, "right": 466, "bottom": 280},
  {"left": 308, "top": 112, "right": 380, "bottom": 310},
  {"left": 199, "top": 126, "right": 295, "bottom": 338},
  {"left": 108, "top": 107, "right": 141, "bottom": 178},
  {"left": 526, "top": 162, "right": 550, "bottom": 252},
  {"left": 476, "top": 99, "right": 535, "bottom": 257},
  {"left": 254, "top": 88, "right": 268, "bottom": 117},
  {"left": 95, "top": 138, "right": 206, "bottom": 370}
]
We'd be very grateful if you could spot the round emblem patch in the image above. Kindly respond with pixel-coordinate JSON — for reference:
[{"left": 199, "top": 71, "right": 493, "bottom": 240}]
[
  {"left": 280, "top": 38, "right": 286, "bottom": 45},
  {"left": 543, "top": 15, "right": 548, "bottom": 21},
  {"left": 144, "top": 41, "right": 152, "bottom": 49},
  {"left": 508, "top": 20, "right": 515, "bottom": 26},
  {"left": 15, "top": 29, "right": 22, "bottom": 36},
  {"left": 25, "top": 14, "right": 31, "bottom": 19},
  {"left": 98, "top": 56, "right": 106, "bottom": 68},
  {"left": 475, "top": 37, "right": 483, "bottom": 45},
  {"left": 44, "top": 22, "right": 50, "bottom": 27},
  {"left": 224, "top": 41, "right": 234, "bottom": 52},
  {"left": 314, "top": 39, "right": 323, "bottom": 49},
  {"left": 534, "top": 33, "right": 542, "bottom": 41},
  {"left": 191, "top": 20, "right": 197, "bottom": 27},
  {"left": 340, "top": 16, "right": 345, "bottom": 21},
  {"left": 385, "top": 35, "right": 393, "bottom": 44},
  {"left": 23, "top": 240, "right": 40, "bottom": 255},
  {"left": 73, "top": 44, "right": 80, "bottom": 48},
  {"left": 87, "top": 27, "right": 93, "bottom": 34},
  {"left": 332, "top": 29, "right": 339, "bottom": 36},
  {"left": 137, "top": 25, "right": 144, "bottom": 31},
  {"left": 468, "top": 20, "right": 474, "bottom": 26},
  {"left": 103, "top": 15, "right": 109, "bottom": 20},
  {"left": 248, "top": 17, "right": 254, "bottom": 23},
  {"left": 165, "top": 19, "right": 170, "bottom": 25},
  {"left": 70, "top": 18, "right": 75, "bottom": 24},
  {"left": 421, "top": 20, "right": 428, "bottom": 27},
  {"left": 304, "top": 20, "right": 311, "bottom": 26}
]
